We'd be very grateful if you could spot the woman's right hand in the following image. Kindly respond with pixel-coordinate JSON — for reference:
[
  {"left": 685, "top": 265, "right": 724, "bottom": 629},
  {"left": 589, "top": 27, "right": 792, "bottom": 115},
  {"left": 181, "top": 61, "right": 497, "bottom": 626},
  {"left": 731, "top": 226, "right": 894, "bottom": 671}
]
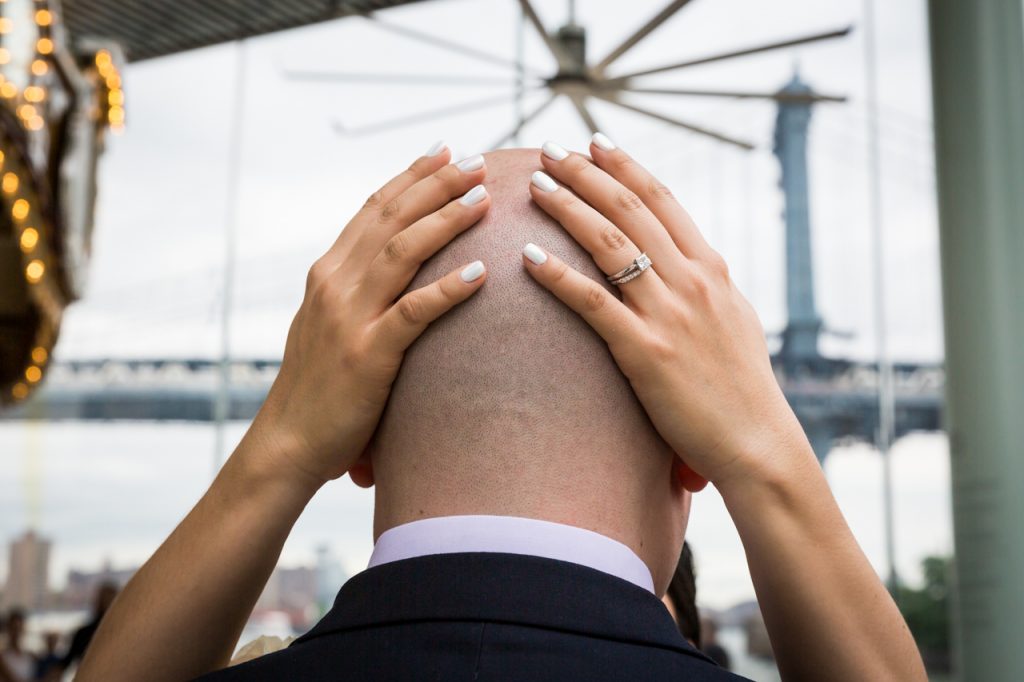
[
  {"left": 523, "top": 137, "right": 814, "bottom": 490},
  {"left": 249, "top": 143, "right": 492, "bottom": 489}
]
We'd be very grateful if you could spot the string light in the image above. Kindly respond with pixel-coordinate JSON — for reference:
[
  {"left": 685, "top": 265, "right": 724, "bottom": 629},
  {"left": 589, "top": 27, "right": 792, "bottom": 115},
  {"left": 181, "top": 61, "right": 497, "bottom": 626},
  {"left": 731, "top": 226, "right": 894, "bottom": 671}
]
[
  {"left": 25, "top": 259, "right": 44, "bottom": 283},
  {"left": 93, "top": 49, "right": 125, "bottom": 130},
  {"left": 13, "top": 198, "right": 29, "bottom": 220},
  {"left": 19, "top": 227, "right": 38, "bottom": 252},
  {"left": 2, "top": 1, "right": 112, "bottom": 403}
]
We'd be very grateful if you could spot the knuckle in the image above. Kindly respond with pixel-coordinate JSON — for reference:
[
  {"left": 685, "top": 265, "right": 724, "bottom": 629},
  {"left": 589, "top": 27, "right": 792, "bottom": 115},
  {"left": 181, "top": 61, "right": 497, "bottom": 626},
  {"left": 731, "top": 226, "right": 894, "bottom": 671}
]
[
  {"left": 378, "top": 198, "right": 401, "bottom": 223},
  {"left": 437, "top": 200, "right": 460, "bottom": 221},
  {"left": 396, "top": 295, "right": 425, "bottom": 326},
  {"left": 616, "top": 189, "right": 644, "bottom": 212},
  {"left": 599, "top": 223, "right": 628, "bottom": 252},
  {"left": 557, "top": 191, "right": 580, "bottom": 212},
  {"left": 305, "top": 258, "right": 330, "bottom": 292},
  {"left": 549, "top": 260, "right": 571, "bottom": 285},
  {"left": 707, "top": 252, "right": 730, "bottom": 278},
  {"left": 382, "top": 232, "right": 411, "bottom": 265},
  {"left": 689, "top": 272, "right": 712, "bottom": 302},
  {"left": 363, "top": 190, "right": 385, "bottom": 209},
  {"left": 582, "top": 285, "right": 607, "bottom": 313},
  {"left": 435, "top": 165, "right": 462, "bottom": 191},
  {"left": 647, "top": 179, "right": 673, "bottom": 200},
  {"left": 565, "top": 154, "right": 591, "bottom": 174}
]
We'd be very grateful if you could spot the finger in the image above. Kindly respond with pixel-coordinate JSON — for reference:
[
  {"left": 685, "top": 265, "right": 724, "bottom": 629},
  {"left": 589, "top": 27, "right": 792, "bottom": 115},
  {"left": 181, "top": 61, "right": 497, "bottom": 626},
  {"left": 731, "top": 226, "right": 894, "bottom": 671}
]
[
  {"left": 353, "top": 153, "right": 487, "bottom": 263},
  {"left": 520, "top": 243, "right": 640, "bottom": 348},
  {"left": 528, "top": 171, "right": 669, "bottom": 312},
  {"left": 588, "top": 133, "right": 717, "bottom": 262},
  {"left": 539, "top": 141, "right": 686, "bottom": 284},
  {"left": 375, "top": 260, "right": 487, "bottom": 355},
  {"left": 362, "top": 184, "right": 491, "bottom": 307},
  {"left": 322, "top": 140, "right": 452, "bottom": 268}
]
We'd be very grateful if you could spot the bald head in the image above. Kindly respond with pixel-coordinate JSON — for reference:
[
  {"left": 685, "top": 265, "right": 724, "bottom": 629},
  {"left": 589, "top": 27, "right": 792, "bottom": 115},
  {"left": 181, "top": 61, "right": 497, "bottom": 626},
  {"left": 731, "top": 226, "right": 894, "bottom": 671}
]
[{"left": 369, "top": 149, "right": 688, "bottom": 590}]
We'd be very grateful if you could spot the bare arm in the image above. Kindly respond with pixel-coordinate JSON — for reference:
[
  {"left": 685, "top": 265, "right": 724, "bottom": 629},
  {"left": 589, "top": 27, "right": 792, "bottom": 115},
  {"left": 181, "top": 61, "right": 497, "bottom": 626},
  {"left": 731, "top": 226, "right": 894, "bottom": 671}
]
[
  {"left": 719, "top": 433, "right": 923, "bottom": 681},
  {"left": 75, "top": 427, "right": 319, "bottom": 680},
  {"left": 77, "top": 144, "right": 492, "bottom": 681},
  {"left": 523, "top": 136, "right": 926, "bottom": 682}
]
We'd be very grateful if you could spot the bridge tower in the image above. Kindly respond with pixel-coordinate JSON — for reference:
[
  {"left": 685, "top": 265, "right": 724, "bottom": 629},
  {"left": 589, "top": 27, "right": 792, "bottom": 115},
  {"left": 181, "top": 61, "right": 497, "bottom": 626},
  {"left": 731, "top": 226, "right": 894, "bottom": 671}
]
[{"left": 773, "top": 72, "right": 825, "bottom": 374}]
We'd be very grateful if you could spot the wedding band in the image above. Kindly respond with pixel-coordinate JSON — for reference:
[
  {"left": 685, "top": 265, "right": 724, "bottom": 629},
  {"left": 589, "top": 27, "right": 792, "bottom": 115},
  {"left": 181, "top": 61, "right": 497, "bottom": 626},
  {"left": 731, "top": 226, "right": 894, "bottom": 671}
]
[{"left": 607, "top": 253, "right": 652, "bottom": 286}]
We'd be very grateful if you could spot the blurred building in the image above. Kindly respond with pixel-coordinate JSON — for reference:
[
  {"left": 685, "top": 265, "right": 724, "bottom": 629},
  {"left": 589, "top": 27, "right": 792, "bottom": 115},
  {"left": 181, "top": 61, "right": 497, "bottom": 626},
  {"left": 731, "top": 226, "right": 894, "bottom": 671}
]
[
  {"left": 2, "top": 529, "right": 51, "bottom": 610},
  {"left": 60, "top": 562, "right": 135, "bottom": 610}
]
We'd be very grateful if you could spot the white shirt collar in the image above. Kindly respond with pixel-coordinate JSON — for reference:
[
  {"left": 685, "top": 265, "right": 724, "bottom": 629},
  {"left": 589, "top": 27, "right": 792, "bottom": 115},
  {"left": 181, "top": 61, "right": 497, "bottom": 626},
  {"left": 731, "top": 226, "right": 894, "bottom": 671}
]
[{"left": 368, "top": 514, "right": 654, "bottom": 594}]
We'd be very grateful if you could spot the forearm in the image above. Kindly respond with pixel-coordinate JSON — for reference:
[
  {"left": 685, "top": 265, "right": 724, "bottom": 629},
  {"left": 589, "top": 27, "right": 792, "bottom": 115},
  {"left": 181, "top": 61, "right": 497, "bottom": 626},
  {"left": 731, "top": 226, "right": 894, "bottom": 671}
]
[
  {"left": 77, "top": 424, "right": 321, "bottom": 682},
  {"left": 719, "top": 429, "right": 926, "bottom": 682}
]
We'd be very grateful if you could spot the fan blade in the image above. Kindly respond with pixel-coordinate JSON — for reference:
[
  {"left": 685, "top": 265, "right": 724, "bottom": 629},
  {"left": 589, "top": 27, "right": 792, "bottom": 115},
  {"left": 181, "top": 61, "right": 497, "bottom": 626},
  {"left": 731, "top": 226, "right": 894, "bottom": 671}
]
[
  {"left": 361, "top": 13, "right": 548, "bottom": 77},
  {"left": 594, "top": 0, "right": 696, "bottom": 74},
  {"left": 334, "top": 92, "right": 525, "bottom": 137},
  {"left": 488, "top": 93, "right": 558, "bottom": 149},
  {"left": 285, "top": 71, "right": 538, "bottom": 87},
  {"left": 619, "top": 86, "right": 847, "bottom": 103},
  {"left": 606, "top": 26, "right": 853, "bottom": 83},
  {"left": 569, "top": 94, "right": 600, "bottom": 134},
  {"left": 593, "top": 94, "right": 755, "bottom": 150},
  {"left": 517, "top": 0, "right": 573, "bottom": 71}
]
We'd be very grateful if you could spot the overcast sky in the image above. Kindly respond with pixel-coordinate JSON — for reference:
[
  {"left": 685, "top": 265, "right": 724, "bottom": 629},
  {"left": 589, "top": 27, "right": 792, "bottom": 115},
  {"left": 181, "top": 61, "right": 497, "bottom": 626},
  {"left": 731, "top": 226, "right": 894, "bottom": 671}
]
[{"left": 1, "top": 0, "right": 950, "bottom": 610}]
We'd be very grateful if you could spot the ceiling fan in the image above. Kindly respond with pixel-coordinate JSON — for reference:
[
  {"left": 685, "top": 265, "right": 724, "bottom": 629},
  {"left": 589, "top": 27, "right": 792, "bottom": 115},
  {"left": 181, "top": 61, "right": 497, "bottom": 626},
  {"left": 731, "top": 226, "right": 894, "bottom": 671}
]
[{"left": 286, "top": 0, "right": 848, "bottom": 150}]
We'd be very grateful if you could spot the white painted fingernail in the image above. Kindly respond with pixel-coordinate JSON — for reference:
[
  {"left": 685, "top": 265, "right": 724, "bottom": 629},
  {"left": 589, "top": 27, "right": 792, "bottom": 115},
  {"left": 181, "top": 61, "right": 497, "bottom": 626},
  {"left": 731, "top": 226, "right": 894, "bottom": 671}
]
[
  {"left": 542, "top": 141, "right": 569, "bottom": 161},
  {"left": 592, "top": 132, "right": 616, "bottom": 151},
  {"left": 456, "top": 154, "right": 485, "bottom": 172},
  {"left": 425, "top": 140, "right": 447, "bottom": 157},
  {"left": 459, "top": 184, "right": 488, "bottom": 206},
  {"left": 460, "top": 260, "right": 486, "bottom": 282},
  {"left": 531, "top": 171, "right": 558, "bottom": 193},
  {"left": 523, "top": 243, "right": 547, "bottom": 265}
]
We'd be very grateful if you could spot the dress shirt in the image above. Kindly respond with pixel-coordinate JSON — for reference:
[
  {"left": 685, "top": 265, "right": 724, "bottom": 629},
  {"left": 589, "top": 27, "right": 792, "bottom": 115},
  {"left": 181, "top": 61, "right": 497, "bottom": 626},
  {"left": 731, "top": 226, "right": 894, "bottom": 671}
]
[{"left": 368, "top": 514, "right": 655, "bottom": 593}]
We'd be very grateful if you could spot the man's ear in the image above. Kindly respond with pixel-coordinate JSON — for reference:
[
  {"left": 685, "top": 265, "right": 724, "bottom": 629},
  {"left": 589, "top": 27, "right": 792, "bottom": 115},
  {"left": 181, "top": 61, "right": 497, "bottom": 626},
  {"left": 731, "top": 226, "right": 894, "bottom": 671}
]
[
  {"left": 348, "top": 448, "right": 375, "bottom": 488},
  {"left": 674, "top": 458, "right": 708, "bottom": 493}
]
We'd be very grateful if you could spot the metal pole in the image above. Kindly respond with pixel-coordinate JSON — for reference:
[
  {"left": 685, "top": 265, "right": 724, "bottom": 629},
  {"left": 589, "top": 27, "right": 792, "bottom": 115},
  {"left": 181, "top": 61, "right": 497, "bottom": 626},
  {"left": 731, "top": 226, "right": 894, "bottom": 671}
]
[
  {"left": 928, "top": 1, "right": 1024, "bottom": 678},
  {"left": 213, "top": 40, "right": 248, "bottom": 477},
  {"left": 862, "top": 0, "right": 899, "bottom": 598},
  {"left": 513, "top": 6, "right": 526, "bottom": 146}
]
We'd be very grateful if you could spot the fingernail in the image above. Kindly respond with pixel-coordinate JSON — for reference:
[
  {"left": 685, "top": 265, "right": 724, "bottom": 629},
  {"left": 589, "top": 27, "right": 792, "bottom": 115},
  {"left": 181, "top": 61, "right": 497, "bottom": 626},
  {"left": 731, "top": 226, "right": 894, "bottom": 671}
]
[
  {"left": 591, "top": 132, "right": 616, "bottom": 151},
  {"left": 523, "top": 243, "right": 547, "bottom": 265},
  {"left": 459, "top": 184, "right": 488, "bottom": 206},
  {"left": 542, "top": 141, "right": 569, "bottom": 161},
  {"left": 460, "top": 260, "right": 486, "bottom": 282},
  {"left": 425, "top": 140, "right": 447, "bottom": 157},
  {"left": 456, "top": 154, "right": 485, "bottom": 172},
  {"left": 531, "top": 171, "right": 558, "bottom": 193}
]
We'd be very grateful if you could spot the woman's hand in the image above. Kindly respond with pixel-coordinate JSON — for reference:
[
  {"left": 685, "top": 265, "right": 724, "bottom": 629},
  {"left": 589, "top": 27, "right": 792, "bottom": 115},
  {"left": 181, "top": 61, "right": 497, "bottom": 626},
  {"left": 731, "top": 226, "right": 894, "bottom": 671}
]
[
  {"left": 522, "top": 137, "right": 811, "bottom": 490},
  {"left": 253, "top": 144, "right": 492, "bottom": 487}
]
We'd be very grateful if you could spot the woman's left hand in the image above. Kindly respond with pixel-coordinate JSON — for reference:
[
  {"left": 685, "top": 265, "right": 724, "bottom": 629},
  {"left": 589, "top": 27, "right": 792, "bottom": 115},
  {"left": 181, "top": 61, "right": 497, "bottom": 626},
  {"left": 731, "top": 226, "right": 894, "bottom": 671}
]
[{"left": 522, "top": 137, "right": 810, "bottom": 492}]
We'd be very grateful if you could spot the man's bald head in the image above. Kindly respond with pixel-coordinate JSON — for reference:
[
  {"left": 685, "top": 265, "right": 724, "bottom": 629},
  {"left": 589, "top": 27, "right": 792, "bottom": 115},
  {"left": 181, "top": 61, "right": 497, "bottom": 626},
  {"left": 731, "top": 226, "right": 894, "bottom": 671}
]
[{"left": 369, "top": 149, "right": 688, "bottom": 590}]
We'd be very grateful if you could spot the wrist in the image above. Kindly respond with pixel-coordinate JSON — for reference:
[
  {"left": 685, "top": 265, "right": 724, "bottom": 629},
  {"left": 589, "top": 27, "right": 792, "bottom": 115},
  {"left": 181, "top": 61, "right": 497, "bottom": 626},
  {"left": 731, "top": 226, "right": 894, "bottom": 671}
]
[
  {"left": 713, "top": 413, "right": 820, "bottom": 505},
  {"left": 229, "top": 416, "right": 326, "bottom": 505}
]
